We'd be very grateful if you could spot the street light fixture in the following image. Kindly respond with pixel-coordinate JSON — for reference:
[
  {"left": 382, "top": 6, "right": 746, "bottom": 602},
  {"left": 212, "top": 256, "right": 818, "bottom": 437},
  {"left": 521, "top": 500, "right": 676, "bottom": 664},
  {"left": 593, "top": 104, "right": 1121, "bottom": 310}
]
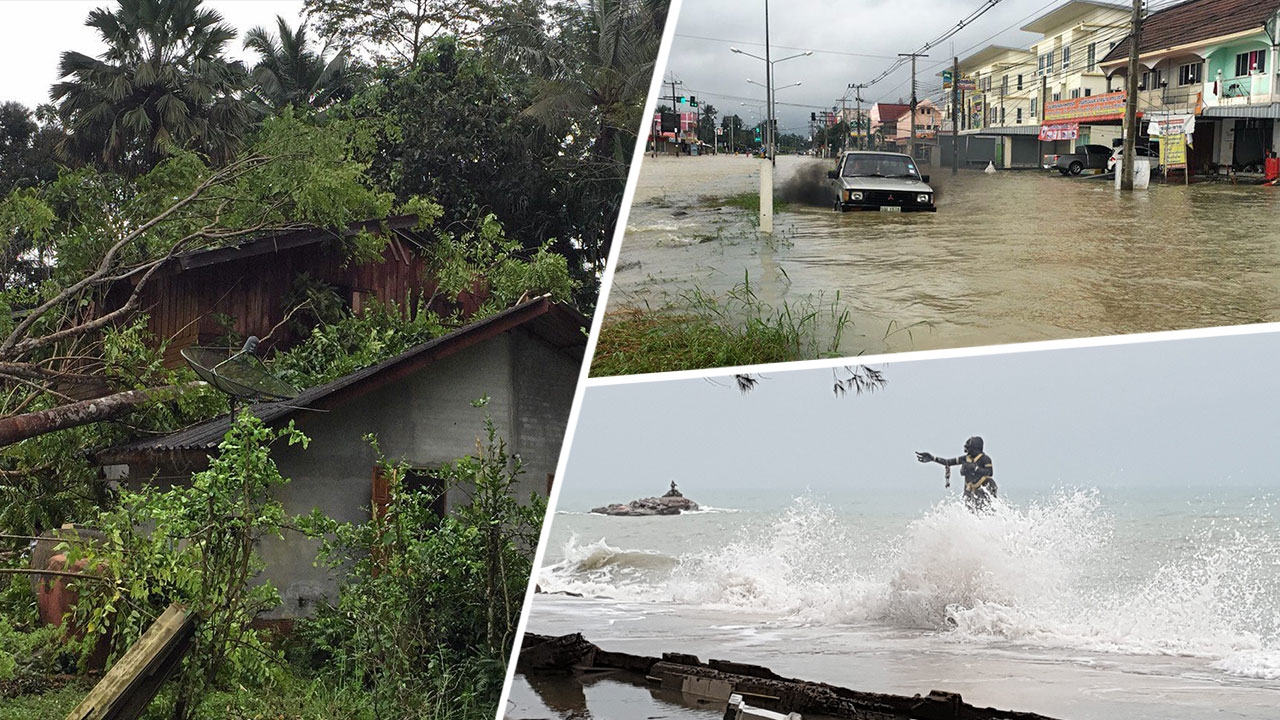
[{"left": 729, "top": 47, "right": 812, "bottom": 160}]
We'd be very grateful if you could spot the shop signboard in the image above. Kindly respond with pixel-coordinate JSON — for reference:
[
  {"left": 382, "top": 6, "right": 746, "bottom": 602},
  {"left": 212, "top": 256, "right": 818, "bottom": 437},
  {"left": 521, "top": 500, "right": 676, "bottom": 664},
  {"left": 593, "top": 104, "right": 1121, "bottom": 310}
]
[
  {"left": 1044, "top": 91, "right": 1127, "bottom": 123},
  {"left": 1160, "top": 133, "right": 1188, "bottom": 169},
  {"left": 1038, "top": 122, "right": 1079, "bottom": 141}
]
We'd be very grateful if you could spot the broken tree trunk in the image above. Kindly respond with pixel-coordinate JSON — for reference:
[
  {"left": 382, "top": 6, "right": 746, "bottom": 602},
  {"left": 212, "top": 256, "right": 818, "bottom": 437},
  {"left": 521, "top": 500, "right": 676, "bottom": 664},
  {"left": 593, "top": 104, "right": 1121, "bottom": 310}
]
[
  {"left": 519, "top": 633, "right": 1064, "bottom": 720},
  {"left": 0, "top": 383, "right": 203, "bottom": 448}
]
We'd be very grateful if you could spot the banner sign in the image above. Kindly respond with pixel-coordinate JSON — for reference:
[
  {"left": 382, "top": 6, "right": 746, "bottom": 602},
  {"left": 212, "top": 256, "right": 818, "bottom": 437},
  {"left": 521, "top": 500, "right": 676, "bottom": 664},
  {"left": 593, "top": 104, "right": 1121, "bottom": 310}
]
[
  {"left": 1160, "top": 133, "right": 1188, "bottom": 169},
  {"left": 1038, "top": 122, "right": 1079, "bottom": 141},
  {"left": 1045, "top": 91, "right": 1127, "bottom": 123},
  {"left": 1148, "top": 113, "right": 1195, "bottom": 140}
]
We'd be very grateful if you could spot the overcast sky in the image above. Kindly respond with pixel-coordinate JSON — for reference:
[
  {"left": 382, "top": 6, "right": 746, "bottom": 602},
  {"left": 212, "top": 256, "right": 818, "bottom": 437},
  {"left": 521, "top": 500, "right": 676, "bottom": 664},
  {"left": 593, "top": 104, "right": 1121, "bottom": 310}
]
[
  {"left": 561, "top": 329, "right": 1280, "bottom": 511},
  {"left": 663, "top": 0, "right": 1079, "bottom": 134},
  {"left": 0, "top": 0, "right": 304, "bottom": 110}
]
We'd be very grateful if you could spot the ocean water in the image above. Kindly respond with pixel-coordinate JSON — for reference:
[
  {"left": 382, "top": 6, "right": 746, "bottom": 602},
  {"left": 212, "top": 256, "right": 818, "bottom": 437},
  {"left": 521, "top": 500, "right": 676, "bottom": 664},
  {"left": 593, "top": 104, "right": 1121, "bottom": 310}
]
[{"left": 519, "top": 487, "right": 1280, "bottom": 719}]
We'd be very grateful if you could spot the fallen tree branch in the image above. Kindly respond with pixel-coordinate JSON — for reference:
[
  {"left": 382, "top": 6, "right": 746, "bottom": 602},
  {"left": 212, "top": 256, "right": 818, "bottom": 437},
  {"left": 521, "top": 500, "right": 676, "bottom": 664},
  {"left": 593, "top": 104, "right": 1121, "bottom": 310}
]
[{"left": 0, "top": 381, "right": 206, "bottom": 448}]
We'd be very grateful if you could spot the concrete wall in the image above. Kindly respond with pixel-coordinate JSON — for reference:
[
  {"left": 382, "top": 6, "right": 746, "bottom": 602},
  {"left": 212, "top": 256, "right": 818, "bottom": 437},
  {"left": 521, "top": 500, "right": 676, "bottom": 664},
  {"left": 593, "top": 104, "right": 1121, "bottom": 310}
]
[{"left": 252, "top": 330, "right": 577, "bottom": 619}]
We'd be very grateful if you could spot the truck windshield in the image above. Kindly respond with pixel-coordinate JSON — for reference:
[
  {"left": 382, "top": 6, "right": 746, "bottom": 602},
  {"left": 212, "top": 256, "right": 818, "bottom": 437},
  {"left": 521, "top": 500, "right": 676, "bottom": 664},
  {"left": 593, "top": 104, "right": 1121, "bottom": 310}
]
[{"left": 841, "top": 155, "right": 918, "bottom": 178}]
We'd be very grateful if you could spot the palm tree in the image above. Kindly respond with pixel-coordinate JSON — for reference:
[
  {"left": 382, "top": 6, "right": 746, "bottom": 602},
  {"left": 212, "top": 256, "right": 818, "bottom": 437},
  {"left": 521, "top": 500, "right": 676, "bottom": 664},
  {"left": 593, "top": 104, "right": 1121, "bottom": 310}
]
[
  {"left": 51, "top": 0, "right": 250, "bottom": 176},
  {"left": 243, "top": 16, "right": 357, "bottom": 114},
  {"left": 699, "top": 103, "right": 718, "bottom": 147},
  {"left": 521, "top": 0, "right": 668, "bottom": 163}
]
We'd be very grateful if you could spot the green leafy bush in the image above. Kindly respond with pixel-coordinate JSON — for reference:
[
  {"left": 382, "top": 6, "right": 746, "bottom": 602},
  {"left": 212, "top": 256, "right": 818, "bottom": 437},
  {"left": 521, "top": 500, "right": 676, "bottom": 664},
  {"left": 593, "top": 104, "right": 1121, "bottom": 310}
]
[{"left": 296, "top": 415, "right": 544, "bottom": 719}]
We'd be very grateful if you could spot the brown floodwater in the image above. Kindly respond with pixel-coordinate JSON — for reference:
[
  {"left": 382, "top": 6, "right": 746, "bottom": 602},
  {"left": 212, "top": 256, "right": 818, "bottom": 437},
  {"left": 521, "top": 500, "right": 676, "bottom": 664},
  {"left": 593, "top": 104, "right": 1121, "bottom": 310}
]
[{"left": 609, "top": 154, "right": 1280, "bottom": 356}]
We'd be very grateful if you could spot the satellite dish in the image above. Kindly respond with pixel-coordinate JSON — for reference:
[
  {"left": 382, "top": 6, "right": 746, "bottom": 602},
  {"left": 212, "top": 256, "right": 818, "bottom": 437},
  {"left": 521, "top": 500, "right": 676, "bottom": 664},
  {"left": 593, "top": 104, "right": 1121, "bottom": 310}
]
[{"left": 181, "top": 337, "right": 299, "bottom": 402}]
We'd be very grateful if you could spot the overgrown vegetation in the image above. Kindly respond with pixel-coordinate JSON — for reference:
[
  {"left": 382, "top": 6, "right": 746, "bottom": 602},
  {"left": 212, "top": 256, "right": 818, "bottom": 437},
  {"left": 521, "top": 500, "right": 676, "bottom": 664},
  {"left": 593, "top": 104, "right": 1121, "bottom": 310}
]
[
  {"left": 591, "top": 278, "right": 853, "bottom": 376},
  {"left": 295, "top": 411, "right": 542, "bottom": 717},
  {"left": 702, "top": 191, "right": 792, "bottom": 214},
  {"left": 0, "top": 0, "right": 667, "bottom": 716}
]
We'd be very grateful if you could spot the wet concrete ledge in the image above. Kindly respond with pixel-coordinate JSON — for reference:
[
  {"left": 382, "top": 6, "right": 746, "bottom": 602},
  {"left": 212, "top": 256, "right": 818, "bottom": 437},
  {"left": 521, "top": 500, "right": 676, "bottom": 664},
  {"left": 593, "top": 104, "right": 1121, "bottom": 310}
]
[{"left": 518, "top": 633, "right": 1065, "bottom": 720}]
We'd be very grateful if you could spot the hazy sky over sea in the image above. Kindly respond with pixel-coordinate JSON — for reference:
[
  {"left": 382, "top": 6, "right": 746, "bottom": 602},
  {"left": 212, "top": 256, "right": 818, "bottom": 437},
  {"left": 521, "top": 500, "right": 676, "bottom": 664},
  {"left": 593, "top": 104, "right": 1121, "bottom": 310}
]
[{"left": 563, "top": 329, "right": 1280, "bottom": 510}]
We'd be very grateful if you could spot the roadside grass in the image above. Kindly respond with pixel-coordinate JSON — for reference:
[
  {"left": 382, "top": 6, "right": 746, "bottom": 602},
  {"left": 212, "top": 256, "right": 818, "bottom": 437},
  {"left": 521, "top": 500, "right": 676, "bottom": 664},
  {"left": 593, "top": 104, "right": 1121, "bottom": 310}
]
[
  {"left": 591, "top": 278, "right": 851, "bottom": 376},
  {"left": 701, "top": 191, "right": 791, "bottom": 214}
]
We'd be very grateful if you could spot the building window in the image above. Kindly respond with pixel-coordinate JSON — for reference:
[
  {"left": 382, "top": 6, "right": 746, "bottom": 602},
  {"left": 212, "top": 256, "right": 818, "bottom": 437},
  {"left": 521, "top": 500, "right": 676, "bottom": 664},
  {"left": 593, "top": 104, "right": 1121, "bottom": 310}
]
[
  {"left": 1047, "top": 50, "right": 1055, "bottom": 72},
  {"left": 1000, "top": 107, "right": 1006, "bottom": 124},
  {"left": 1084, "top": 88, "right": 1092, "bottom": 96},
  {"left": 1235, "top": 50, "right": 1266, "bottom": 77},
  {"left": 1070, "top": 88, "right": 1081, "bottom": 99},
  {"left": 1017, "top": 74, "right": 1023, "bottom": 90},
  {"left": 1052, "top": 92, "right": 1061, "bottom": 102},
  {"left": 1031, "top": 97, "right": 1038, "bottom": 116},
  {"left": 1062, "top": 46, "right": 1071, "bottom": 70},
  {"left": 1016, "top": 107, "right": 1023, "bottom": 124},
  {"left": 1037, "top": 54, "right": 1046, "bottom": 75},
  {"left": 1178, "top": 62, "right": 1202, "bottom": 86},
  {"left": 1087, "top": 43, "right": 1096, "bottom": 71},
  {"left": 1002, "top": 74, "right": 1008, "bottom": 95}
]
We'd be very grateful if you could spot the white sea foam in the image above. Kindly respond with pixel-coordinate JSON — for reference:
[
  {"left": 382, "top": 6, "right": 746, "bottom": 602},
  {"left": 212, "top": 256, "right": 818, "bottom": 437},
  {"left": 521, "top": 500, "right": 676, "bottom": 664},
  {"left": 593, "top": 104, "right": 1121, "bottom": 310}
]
[{"left": 541, "top": 492, "right": 1280, "bottom": 676}]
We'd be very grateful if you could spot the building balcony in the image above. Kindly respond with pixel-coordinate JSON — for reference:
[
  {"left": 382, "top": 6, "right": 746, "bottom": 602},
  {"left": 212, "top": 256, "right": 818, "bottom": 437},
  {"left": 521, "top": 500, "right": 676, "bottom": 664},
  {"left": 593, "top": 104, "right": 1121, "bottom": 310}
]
[{"left": 1204, "top": 75, "right": 1277, "bottom": 109}]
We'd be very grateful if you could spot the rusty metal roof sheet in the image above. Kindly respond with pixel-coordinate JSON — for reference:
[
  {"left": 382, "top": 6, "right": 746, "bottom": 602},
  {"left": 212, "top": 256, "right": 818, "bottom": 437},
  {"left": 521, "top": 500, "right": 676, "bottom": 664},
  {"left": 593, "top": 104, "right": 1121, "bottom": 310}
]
[{"left": 98, "top": 297, "right": 586, "bottom": 464}]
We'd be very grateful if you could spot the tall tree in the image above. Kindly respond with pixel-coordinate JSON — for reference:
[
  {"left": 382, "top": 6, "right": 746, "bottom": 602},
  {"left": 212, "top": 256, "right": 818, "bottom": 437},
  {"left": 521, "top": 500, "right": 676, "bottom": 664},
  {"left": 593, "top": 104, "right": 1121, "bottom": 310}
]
[
  {"left": 698, "top": 103, "right": 718, "bottom": 146},
  {"left": 303, "top": 0, "right": 499, "bottom": 66},
  {"left": 510, "top": 0, "right": 670, "bottom": 267},
  {"left": 244, "top": 16, "right": 358, "bottom": 114},
  {"left": 51, "top": 0, "right": 252, "bottom": 176}
]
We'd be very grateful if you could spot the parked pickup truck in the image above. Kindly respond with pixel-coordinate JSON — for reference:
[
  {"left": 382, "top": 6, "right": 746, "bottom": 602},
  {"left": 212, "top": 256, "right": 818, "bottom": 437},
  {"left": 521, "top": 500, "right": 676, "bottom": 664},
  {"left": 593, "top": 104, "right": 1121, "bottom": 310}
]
[{"left": 1042, "top": 144, "right": 1112, "bottom": 175}]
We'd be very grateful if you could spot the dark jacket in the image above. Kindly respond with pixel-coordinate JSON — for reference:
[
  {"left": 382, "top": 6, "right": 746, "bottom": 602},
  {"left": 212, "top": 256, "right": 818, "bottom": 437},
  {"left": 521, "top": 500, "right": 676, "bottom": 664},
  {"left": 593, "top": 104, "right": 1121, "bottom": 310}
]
[{"left": 937, "top": 452, "right": 996, "bottom": 498}]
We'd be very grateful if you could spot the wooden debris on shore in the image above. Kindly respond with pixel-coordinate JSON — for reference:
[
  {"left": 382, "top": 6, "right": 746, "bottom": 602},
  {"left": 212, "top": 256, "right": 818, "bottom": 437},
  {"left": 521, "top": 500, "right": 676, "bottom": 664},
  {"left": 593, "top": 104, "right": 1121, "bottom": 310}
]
[{"left": 518, "top": 633, "right": 1065, "bottom": 720}]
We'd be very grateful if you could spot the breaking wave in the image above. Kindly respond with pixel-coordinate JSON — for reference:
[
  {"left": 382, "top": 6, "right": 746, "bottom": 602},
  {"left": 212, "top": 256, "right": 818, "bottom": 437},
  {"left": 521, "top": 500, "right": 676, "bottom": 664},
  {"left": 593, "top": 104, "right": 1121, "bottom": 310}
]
[{"left": 539, "top": 492, "right": 1280, "bottom": 677}]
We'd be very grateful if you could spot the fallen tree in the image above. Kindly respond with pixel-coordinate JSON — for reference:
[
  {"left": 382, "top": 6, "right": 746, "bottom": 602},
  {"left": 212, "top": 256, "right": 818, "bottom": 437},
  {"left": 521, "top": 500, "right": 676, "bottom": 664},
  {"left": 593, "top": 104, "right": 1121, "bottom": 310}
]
[{"left": 518, "top": 633, "right": 1064, "bottom": 720}]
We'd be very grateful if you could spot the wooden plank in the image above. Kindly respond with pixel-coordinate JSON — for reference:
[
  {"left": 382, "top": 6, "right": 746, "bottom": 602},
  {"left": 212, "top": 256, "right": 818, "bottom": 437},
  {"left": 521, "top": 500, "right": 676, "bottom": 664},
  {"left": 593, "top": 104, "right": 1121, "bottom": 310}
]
[{"left": 64, "top": 604, "right": 197, "bottom": 720}]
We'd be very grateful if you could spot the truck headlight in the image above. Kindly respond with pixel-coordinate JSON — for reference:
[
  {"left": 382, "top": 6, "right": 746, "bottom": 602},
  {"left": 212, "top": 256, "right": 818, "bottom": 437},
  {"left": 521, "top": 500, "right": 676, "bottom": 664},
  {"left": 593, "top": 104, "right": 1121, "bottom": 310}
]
[
  {"left": 849, "top": 191, "right": 863, "bottom": 201},
  {"left": 917, "top": 194, "right": 930, "bottom": 204}
]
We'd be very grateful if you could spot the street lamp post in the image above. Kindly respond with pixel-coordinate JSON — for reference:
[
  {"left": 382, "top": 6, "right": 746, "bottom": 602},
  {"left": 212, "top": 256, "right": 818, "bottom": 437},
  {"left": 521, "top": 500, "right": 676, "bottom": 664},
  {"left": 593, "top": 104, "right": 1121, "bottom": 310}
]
[{"left": 731, "top": 48, "right": 812, "bottom": 161}]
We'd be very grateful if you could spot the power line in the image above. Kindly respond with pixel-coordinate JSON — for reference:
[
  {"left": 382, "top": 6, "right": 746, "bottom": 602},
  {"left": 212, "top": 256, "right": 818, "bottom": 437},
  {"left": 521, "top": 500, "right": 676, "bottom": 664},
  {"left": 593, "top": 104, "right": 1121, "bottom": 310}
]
[{"left": 674, "top": 33, "right": 899, "bottom": 60}]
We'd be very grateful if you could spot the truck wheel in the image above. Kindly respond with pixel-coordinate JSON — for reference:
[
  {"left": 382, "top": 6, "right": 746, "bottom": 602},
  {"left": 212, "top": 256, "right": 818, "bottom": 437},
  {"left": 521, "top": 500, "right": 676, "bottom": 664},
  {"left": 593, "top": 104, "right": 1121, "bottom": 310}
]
[{"left": 1069, "top": 161, "right": 1083, "bottom": 175}]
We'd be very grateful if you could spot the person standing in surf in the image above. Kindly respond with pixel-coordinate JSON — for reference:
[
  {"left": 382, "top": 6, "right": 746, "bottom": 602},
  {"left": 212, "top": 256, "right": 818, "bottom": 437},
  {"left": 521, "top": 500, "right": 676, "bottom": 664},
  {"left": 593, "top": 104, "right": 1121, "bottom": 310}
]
[{"left": 915, "top": 436, "right": 997, "bottom": 510}]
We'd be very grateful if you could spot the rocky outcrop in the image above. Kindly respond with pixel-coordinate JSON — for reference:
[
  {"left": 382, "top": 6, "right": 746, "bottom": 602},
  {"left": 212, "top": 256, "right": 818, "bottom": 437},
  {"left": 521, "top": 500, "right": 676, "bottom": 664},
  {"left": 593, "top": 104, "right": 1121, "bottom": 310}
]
[{"left": 590, "top": 482, "right": 699, "bottom": 516}]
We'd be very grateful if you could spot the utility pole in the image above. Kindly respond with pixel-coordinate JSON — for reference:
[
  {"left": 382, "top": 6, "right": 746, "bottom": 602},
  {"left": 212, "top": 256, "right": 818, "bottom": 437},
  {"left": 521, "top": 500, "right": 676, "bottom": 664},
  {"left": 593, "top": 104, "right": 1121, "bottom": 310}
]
[
  {"left": 841, "top": 96, "right": 848, "bottom": 152},
  {"left": 764, "top": 0, "right": 774, "bottom": 163},
  {"left": 848, "top": 83, "right": 865, "bottom": 150},
  {"left": 900, "top": 52, "right": 928, "bottom": 161},
  {"left": 952, "top": 57, "right": 960, "bottom": 175},
  {"left": 1121, "top": 0, "right": 1143, "bottom": 191},
  {"left": 1039, "top": 73, "right": 1048, "bottom": 164}
]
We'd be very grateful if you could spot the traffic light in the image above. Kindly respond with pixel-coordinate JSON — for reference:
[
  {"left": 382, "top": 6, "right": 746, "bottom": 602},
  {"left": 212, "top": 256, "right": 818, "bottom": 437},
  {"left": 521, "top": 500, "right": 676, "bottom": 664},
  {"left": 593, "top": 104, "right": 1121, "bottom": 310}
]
[
  {"left": 689, "top": 95, "right": 698, "bottom": 107},
  {"left": 678, "top": 95, "right": 686, "bottom": 104},
  {"left": 811, "top": 112, "right": 816, "bottom": 122}
]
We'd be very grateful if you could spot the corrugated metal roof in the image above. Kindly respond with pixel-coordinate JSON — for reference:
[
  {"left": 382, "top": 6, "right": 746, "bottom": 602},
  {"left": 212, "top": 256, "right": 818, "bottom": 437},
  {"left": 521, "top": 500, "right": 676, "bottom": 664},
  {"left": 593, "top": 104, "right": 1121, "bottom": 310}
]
[
  {"left": 1099, "top": 0, "right": 1280, "bottom": 66},
  {"left": 99, "top": 297, "right": 586, "bottom": 462},
  {"left": 1201, "top": 103, "right": 1280, "bottom": 118}
]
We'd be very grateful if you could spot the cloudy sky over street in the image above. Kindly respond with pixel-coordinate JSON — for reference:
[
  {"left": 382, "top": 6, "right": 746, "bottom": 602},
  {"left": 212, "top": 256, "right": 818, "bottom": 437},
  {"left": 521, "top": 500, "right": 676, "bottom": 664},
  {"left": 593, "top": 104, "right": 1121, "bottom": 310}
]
[{"left": 663, "top": 0, "right": 1082, "bottom": 134}]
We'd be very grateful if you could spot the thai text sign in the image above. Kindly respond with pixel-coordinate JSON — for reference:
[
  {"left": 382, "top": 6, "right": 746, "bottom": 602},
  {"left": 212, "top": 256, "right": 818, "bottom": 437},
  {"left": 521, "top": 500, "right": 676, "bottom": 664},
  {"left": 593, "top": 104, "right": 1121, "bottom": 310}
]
[
  {"left": 1039, "top": 122, "right": 1079, "bottom": 141},
  {"left": 1160, "top": 133, "right": 1187, "bottom": 169},
  {"left": 1045, "top": 91, "right": 1127, "bottom": 122}
]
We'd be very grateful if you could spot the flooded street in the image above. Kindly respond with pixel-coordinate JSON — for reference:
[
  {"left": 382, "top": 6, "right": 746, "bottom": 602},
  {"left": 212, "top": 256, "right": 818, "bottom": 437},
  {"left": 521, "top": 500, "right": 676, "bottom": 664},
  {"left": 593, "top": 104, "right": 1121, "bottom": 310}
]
[{"left": 612, "top": 154, "right": 1280, "bottom": 355}]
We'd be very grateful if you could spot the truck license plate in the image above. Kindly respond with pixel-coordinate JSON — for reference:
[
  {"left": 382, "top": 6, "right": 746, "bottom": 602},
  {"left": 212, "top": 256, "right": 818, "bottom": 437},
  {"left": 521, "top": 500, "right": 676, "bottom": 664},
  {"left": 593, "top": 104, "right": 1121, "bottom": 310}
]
[{"left": 880, "top": 206, "right": 902, "bottom": 212}]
